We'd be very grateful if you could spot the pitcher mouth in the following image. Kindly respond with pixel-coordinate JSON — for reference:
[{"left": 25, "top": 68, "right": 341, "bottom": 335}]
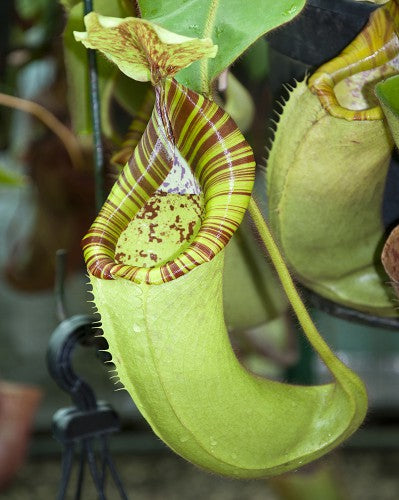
[
  {"left": 83, "top": 78, "right": 255, "bottom": 285},
  {"left": 114, "top": 191, "right": 204, "bottom": 268},
  {"left": 308, "top": 0, "right": 399, "bottom": 121}
]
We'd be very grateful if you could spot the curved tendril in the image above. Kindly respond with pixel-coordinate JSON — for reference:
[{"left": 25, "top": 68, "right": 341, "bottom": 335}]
[{"left": 0, "top": 92, "right": 85, "bottom": 170}]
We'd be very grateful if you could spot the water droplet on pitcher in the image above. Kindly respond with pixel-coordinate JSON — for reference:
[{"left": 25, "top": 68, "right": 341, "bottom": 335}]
[
  {"left": 133, "top": 323, "right": 141, "bottom": 333},
  {"left": 189, "top": 24, "right": 200, "bottom": 34},
  {"left": 210, "top": 437, "right": 217, "bottom": 446},
  {"left": 180, "top": 435, "right": 189, "bottom": 443}
]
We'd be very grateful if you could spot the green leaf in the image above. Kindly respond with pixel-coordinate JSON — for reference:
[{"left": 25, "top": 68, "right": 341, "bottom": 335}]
[
  {"left": 241, "top": 38, "right": 269, "bottom": 82},
  {"left": 59, "top": 0, "right": 81, "bottom": 10},
  {"left": 138, "top": 0, "right": 305, "bottom": 92},
  {"left": 63, "top": 0, "right": 132, "bottom": 136},
  {"left": 100, "top": 72, "right": 150, "bottom": 143},
  {"left": 223, "top": 72, "right": 255, "bottom": 133},
  {"left": 376, "top": 74, "right": 399, "bottom": 149},
  {"left": 16, "top": 0, "right": 49, "bottom": 19},
  {"left": 111, "top": 72, "right": 149, "bottom": 115}
]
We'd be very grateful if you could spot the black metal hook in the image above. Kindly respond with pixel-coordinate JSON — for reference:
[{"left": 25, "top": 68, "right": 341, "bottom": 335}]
[
  {"left": 47, "top": 0, "right": 128, "bottom": 494},
  {"left": 48, "top": 249, "right": 129, "bottom": 500},
  {"left": 46, "top": 313, "right": 98, "bottom": 411}
]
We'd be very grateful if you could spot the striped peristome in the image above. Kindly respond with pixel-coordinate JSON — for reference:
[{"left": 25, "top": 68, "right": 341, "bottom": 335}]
[
  {"left": 83, "top": 77, "right": 255, "bottom": 284},
  {"left": 309, "top": 0, "right": 399, "bottom": 120}
]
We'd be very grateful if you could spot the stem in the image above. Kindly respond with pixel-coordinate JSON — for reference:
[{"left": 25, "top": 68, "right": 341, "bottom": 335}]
[
  {"left": 200, "top": 0, "right": 219, "bottom": 95},
  {"left": 0, "top": 92, "right": 85, "bottom": 170},
  {"left": 247, "top": 197, "right": 337, "bottom": 366},
  {"left": 84, "top": 0, "right": 105, "bottom": 213}
]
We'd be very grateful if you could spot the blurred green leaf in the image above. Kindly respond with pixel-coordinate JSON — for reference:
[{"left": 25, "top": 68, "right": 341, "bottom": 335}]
[
  {"left": 223, "top": 73, "right": 254, "bottom": 133},
  {"left": 16, "top": 0, "right": 50, "bottom": 19},
  {"left": 241, "top": 38, "right": 269, "bottom": 82},
  {"left": 59, "top": 0, "right": 81, "bottom": 10},
  {"left": 101, "top": 72, "right": 149, "bottom": 142},
  {"left": 138, "top": 0, "right": 305, "bottom": 92},
  {"left": 60, "top": 0, "right": 135, "bottom": 13},
  {"left": 0, "top": 166, "right": 26, "bottom": 187},
  {"left": 63, "top": 0, "right": 138, "bottom": 137},
  {"left": 111, "top": 73, "right": 149, "bottom": 116},
  {"left": 376, "top": 74, "right": 399, "bottom": 149}
]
